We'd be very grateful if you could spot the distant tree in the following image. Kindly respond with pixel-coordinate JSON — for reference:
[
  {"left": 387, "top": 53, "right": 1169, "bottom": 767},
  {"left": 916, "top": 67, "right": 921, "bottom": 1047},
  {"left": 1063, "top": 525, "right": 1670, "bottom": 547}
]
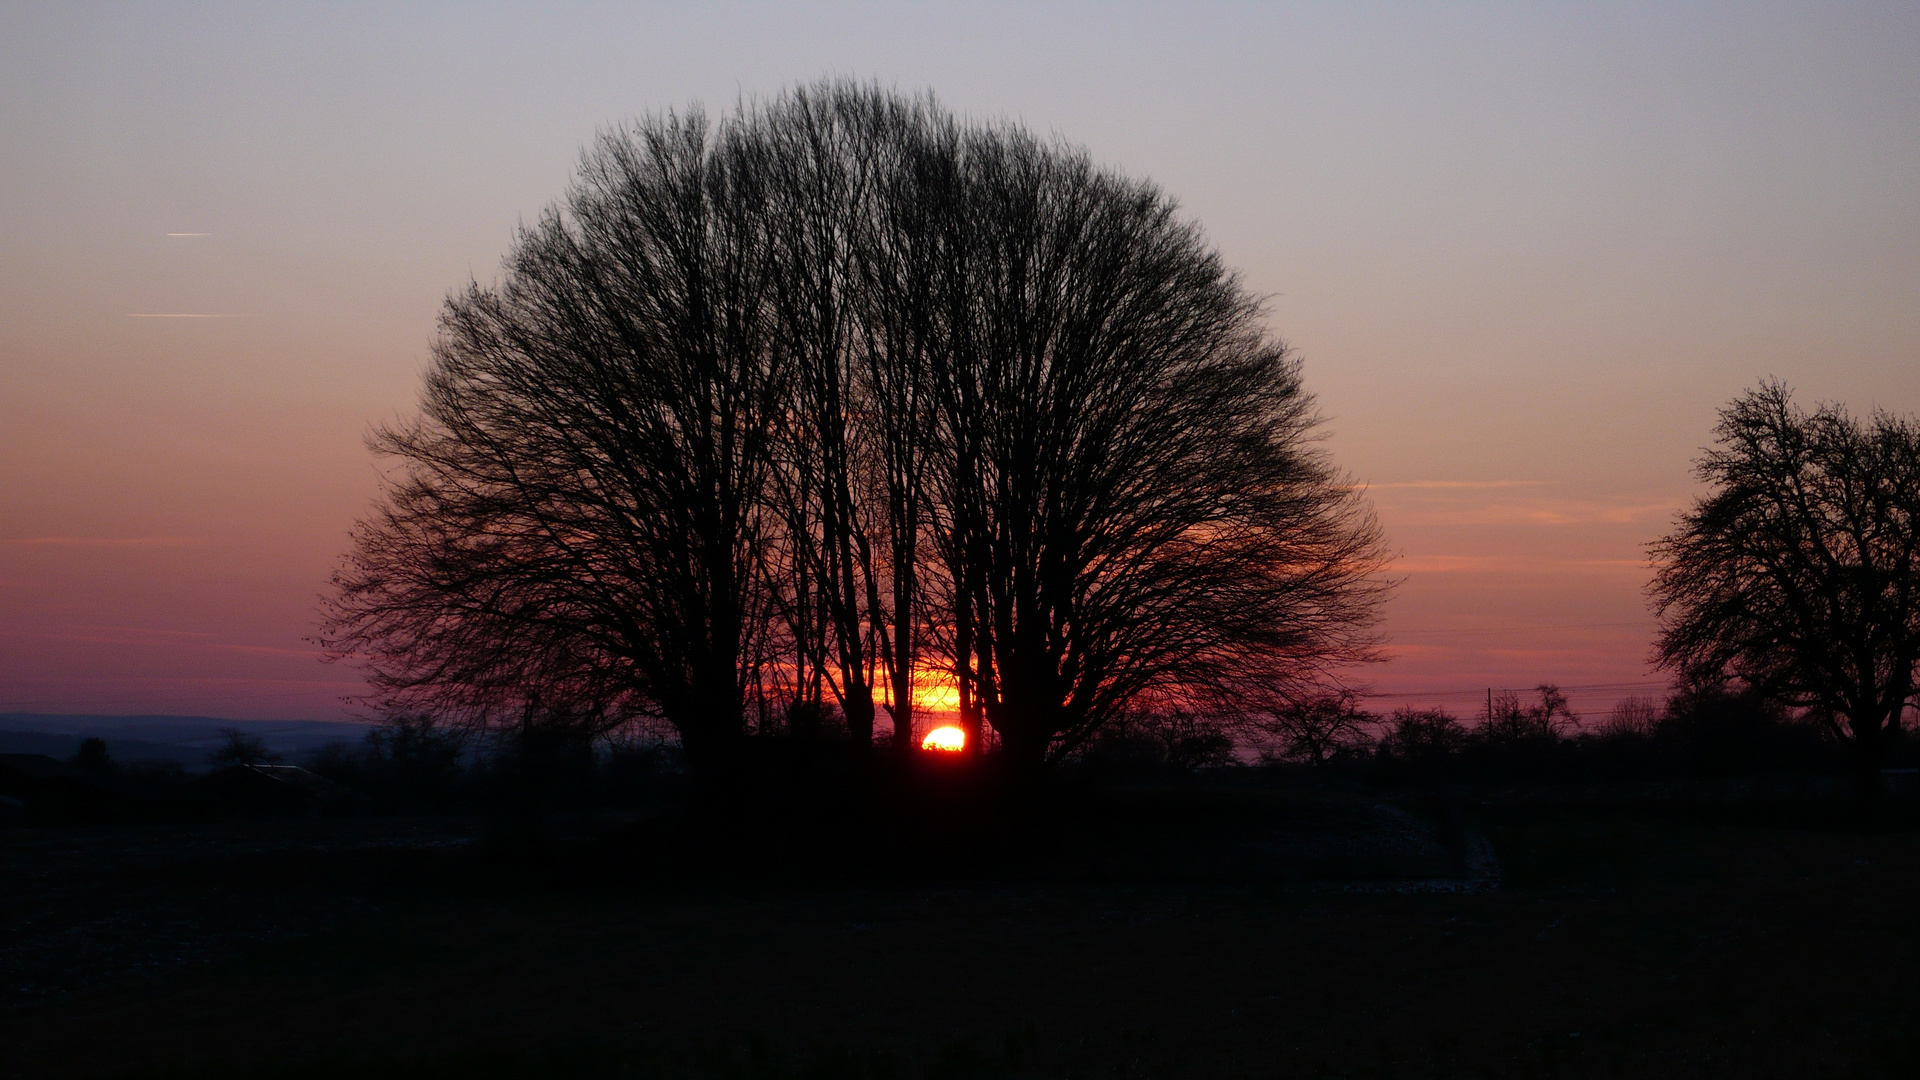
[
  {"left": 1599, "top": 695, "right": 1659, "bottom": 739},
  {"left": 1260, "top": 692, "right": 1375, "bottom": 766},
  {"left": 1479, "top": 685, "right": 1577, "bottom": 745},
  {"left": 303, "top": 740, "right": 365, "bottom": 785},
  {"left": 1148, "top": 711, "right": 1239, "bottom": 772},
  {"left": 208, "top": 728, "right": 276, "bottom": 767},
  {"left": 1081, "top": 709, "right": 1237, "bottom": 773},
  {"left": 72, "top": 737, "right": 112, "bottom": 773},
  {"left": 366, "top": 711, "right": 466, "bottom": 797},
  {"left": 1656, "top": 681, "right": 1834, "bottom": 779},
  {"left": 1385, "top": 708, "right": 1469, "bottom": 763},
  {"left": 1649, "top": 382, "right": 1920, "bottom": 795}
]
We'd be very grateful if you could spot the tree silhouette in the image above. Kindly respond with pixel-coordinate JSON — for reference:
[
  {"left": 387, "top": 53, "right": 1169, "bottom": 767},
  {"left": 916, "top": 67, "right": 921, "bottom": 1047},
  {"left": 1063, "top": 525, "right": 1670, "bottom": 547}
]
[
  {"left": 320, "top": 81, "right": 1387, "bottom": 771},
  {"left": 755, "top": 87, "right": 952, "bottom": 754},
  {"left": 321, "top": 107, "right": 783, "bottom": 763},
  {"left": 209, "top": 728, "right": 276, "bottom": 767},
  {"left": 1480, "top": 685, "right": 1577, "bottom": 745},
  {"left": 928, "top": 124, "right": 1387, "bottom": 766},
  {"left": 1260, "top": 692, "right": 1373, "bottom": 767},
  {"left": 72, "top": 737, "right": 112, "bottom": 773},
  {"left": 1649, "top": 381, "right": 1920, "bottom": 795}
]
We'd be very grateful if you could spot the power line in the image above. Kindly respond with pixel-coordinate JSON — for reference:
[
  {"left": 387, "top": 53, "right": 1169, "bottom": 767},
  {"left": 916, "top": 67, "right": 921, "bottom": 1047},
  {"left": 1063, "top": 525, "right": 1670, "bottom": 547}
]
[
  {"left": 1359, "top": 679, "right": 1670, "bottom": 700},
  {"left": 1390, "top": 621, "right": 1650, "bottom": 638}
]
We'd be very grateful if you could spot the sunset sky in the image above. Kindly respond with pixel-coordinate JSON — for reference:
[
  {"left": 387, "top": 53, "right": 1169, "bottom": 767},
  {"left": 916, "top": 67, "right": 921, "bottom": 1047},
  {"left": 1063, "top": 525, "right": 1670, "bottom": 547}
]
[{"left": 3, "top": 2, "right": 1916, "bottom": 724}]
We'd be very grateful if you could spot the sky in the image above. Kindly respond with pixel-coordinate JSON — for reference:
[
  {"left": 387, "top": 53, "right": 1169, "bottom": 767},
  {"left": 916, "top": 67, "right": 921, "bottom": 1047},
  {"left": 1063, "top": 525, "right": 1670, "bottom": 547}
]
[{"left": 2, "top": 2, "right": 1916, "bottom": 724}]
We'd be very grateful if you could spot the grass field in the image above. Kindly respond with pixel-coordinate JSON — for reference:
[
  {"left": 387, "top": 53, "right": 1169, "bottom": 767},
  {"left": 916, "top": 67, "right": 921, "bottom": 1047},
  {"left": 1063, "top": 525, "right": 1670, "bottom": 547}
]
[{"left": 3, "top": 781, "right": 1915, "bottom": 1079}]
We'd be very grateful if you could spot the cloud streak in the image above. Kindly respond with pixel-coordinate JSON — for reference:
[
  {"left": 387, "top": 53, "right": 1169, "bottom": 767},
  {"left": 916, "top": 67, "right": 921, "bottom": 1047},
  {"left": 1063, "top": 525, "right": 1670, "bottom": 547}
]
[
  {"left": 1362, "top": 480, "right": 1553, "bottom": 490},
  {"left": 1393, "top": 620, "right": 1649, "bottom": 637},
  {"left": 1, "top": 628, "right": 316, "bottom": 657},
  {"left": 69, "top": 625, "right": 212, "bottom": 639},
  {"left": 1384, "top": 498, "right": 1681, "bottom": 528},
  {"left": 9, "top": 536, "right": 200, "bottom": 547},
  {"left": 1394, "top": 554, "right": 1653, "bottom": 574}
]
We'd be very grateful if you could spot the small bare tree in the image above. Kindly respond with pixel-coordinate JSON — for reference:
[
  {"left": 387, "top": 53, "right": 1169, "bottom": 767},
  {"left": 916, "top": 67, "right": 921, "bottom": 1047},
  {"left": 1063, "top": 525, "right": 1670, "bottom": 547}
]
[
  {"left": 1599, "top": 695, "right": 1659, "bottom": 738},
  {"left": 1259, "top": 692, "right": 1375, "bottom": 766},
  {"left": 1479, "top": 685, "right": 1577, "bottom": 744},
  {"left": 1385, "top": 708, "right": 1468, "bottom": 763},
  {"left": 209, "top": 728, "right": 276, "bottom": 768}
]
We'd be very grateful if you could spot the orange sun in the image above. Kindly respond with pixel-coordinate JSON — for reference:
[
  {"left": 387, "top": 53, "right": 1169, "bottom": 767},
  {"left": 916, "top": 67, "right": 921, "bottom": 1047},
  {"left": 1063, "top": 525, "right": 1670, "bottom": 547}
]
[{"left": 921, "top": 725, "right": 967, "bottom": 752}]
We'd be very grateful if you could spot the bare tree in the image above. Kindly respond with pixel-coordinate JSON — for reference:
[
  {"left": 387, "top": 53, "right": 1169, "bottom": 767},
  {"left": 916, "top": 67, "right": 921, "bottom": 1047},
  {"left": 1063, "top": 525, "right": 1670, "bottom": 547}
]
[
  {"left": 1599, "top": 695, "right": 1659, "bottom": 738},
  {"left": 321, "top": 82, "right": 1388, "bottom": 775},
  {"left": 754, "top": 85, "right": 952, "bottom": 753},
  {"left": 1479, "top": 685, "right": 1577, "bottom": 744},
  {"left": 756, "top": 89, "right": 886, "bottom": 744},
  {"left": 842, "top": 96, "right": 956, "bottom": 755},
  {"left": 319, "top": 108, "right": 784, "bottom": 765},
  {"left": 1384, "top": 708, "right": 1468, "bottom": 763},
  {"left": 928, "top": 126, "right": 1389, "bottom": 768},
  {"left": 209, "top": 728, "right": 277, "bottom": 768},
  {"left": 1259, "top": 692, "right": 1375, "bottom": 766},
  {"left": 1649, "top": 381, "right": 1920, "bottom": 795}
]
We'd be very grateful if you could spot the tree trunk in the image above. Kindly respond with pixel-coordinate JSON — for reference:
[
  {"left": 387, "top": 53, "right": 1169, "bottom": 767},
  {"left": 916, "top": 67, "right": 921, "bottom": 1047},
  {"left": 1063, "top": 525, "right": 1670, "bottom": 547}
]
[
  {"left": 1849, "top": 709, "right": 1889, "bottom": 810},
  {"left": 843, "top": 684, "right": 876, "bottom": 747},
  {"left": 991, "top": 701, "right": 1052, "bottom": 771}
]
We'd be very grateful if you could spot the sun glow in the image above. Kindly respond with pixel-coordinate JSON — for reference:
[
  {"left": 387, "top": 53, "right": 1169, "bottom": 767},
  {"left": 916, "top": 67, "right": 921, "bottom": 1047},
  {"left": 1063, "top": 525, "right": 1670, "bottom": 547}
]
[
  {"left": 910, "top": 668, "right": 961, "bottom": 713},
  {"left": 921, "top": 725, "right": 966, "bottom": 752},
  {"left": 914, "top": 683, "right": 960, "bottom": 712}
]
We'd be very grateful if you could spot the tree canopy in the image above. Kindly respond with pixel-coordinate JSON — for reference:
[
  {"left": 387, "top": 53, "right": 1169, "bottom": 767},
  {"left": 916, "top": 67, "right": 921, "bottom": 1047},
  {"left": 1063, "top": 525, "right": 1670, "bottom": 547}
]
[
  {"left": 319, "top": 81, "right": 1388, "bottom": 769},
  {"left": 1649, "top": 381, "right": 1920, "bottom": 785}
]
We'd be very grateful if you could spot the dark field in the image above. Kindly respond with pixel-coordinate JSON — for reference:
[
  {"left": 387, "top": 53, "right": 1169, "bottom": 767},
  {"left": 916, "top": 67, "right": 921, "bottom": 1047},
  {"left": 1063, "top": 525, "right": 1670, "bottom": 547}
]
[{"left": 3, "top": 783, "right": 1916, "bottom": 1079}]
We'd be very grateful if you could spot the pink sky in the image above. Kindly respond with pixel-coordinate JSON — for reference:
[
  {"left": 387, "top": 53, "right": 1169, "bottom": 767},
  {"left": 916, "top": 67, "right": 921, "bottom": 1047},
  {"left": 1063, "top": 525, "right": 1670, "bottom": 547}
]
[{"left": 3, "top": 3, "right": 1916, "bottom": 724}]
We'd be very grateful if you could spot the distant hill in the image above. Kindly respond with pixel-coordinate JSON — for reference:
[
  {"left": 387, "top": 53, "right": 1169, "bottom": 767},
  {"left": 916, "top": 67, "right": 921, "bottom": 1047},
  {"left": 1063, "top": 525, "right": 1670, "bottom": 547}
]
[
  {"left": 0, "top": 714, "right": 374, "bottom": 772},
  {"left": 0, "top": 730, "right": 223, "bottom": 767}
]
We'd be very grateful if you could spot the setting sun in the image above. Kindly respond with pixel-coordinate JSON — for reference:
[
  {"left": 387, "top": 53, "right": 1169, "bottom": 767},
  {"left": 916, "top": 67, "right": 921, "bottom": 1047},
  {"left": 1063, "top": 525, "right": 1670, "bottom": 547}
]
[{"left": 921, "top": 725, "right": 966, "bottom": 752}]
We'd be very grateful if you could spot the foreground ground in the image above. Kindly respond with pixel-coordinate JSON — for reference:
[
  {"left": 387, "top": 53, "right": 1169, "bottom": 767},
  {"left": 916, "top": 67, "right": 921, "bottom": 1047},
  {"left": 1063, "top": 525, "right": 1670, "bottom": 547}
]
[{"left": 2, "top": 780, "right": 1916, "bottom": 1079}]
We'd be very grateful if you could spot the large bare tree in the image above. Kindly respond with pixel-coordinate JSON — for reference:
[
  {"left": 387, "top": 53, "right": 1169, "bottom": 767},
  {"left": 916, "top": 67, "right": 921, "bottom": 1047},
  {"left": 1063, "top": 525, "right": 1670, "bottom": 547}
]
[
  {"left": 322, "top": 82, "right": 1388, "bottom": 771},
  {"left": 755, "top": 86, "right": 952, "bottom": 753},
  {"left": 319, "top": 109, "right": 784, "bottom": 763},
  {"left": 928, "top": 127, "right": 1388, "bottom": 768},
  {"left": 1650, "top": 381, "right": 1920, "bottom": 794}
]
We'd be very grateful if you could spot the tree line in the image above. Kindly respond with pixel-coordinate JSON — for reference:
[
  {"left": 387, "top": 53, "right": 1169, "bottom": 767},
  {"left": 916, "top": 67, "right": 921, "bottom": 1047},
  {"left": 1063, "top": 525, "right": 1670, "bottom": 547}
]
[
  {"left": 1247, "top": 683, "right": 1866, "bottom": 786},
  {"left": 317, "top": 81, "right": 1389, "bottom": 772}
]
